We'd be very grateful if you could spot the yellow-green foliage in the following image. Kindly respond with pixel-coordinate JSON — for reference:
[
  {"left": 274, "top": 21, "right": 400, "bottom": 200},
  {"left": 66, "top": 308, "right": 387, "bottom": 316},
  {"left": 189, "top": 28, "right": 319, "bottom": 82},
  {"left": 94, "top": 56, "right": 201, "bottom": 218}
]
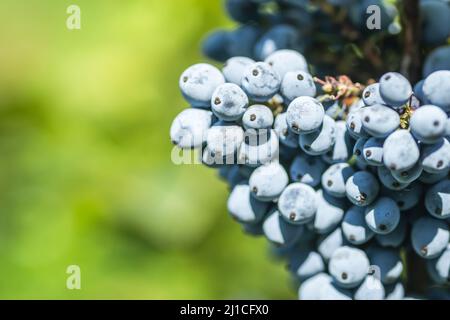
[{"left": 0, "top": 0, "right": 291, "bottom": 299}]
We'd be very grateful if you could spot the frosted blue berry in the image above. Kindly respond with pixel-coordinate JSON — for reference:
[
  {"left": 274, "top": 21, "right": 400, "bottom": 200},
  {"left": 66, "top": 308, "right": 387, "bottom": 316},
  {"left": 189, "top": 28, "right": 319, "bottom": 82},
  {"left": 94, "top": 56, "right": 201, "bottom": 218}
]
[{"left": 179, "top": 63, "right": 225, "bottom": 108}]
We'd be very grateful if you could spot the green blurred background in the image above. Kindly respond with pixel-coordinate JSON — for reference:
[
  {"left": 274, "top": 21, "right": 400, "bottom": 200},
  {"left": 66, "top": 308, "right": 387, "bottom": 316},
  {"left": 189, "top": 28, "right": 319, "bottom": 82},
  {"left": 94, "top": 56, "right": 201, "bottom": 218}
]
[{"left": 0, "top": 0, "right": 292, "bottom": 299}]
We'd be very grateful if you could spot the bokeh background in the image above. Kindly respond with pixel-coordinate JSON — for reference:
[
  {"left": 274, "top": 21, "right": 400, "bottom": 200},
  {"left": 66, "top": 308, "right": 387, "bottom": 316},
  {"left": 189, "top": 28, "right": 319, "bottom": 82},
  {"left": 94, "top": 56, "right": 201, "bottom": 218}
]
[{"left": 0, "top": 0, "right": 293, "bottom": 299}]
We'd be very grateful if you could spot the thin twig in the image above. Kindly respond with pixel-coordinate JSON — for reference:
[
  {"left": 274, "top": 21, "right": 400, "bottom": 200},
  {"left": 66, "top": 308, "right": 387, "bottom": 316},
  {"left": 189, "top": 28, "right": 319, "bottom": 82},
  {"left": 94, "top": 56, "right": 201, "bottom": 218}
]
[{"left": 400, "top": 0, "right": 422, "bottom": 83}]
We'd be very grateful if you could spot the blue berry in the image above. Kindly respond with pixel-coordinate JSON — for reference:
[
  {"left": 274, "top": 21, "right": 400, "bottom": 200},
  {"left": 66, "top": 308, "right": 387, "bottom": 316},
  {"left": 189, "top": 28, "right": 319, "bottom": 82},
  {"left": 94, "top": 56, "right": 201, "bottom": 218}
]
[
  {"left": 211, "top": 83, "right": 249, "bottom": 121},
  {"left": 427, "top": 244, "right": 450, "bottom": 284},
  {"left": 313, "top": 189, "right": 346, "bottom": 234},
  {"left": 329, "top": 246, "right": 370, "bottom": 289},
  {"left": 361, "top": 104, "right": 400, "bottom": 138},
  {"left": 263, "top": 209, "right": 305, "bottom": 247},
  {"left": 299, "top": 115, "right": 337, "bottom": 155},
  {"left": 379, "top": 72, "right": 412, "bottom": 107},
  {"left": 289, "top": 249, "right": 325, "bottom": 281},
  {"left": 242, "top": 62, "right": 281, "bottom": 102},
  {"left": 362, "top": 83, "right": 386, "bottom": 106},
  {"left": 255, "top": 26, "right": 304, "bottom": 61},
  {"left": 238, "top": 129, "right": 279, "bottom": 166},
  {"left": 413, "top": 80, "right": 428, "bottom": 104},
  {"left": 419, "top": 167, "right": 450, "bottom": 184},
  {"left": 353, "top": 137, "right": 369, "bottom": 164},
  {"left": 381, "top": 181, "right": 423, "bottom": 211},
  {"left": 202, "top": 30, "right": 230, "bottom": 62},
  {"left": 377, "top": 165, "right": 411, "bottom": 191},
  {"left": 375, "top": 216, "right": 407, "bottom": 248},
  {"left": 423, "top": 70, "right": 450, "bottom": 112},
  {"left": 280, "top": 70, "right": 316, "bottom": 104},
  {"left": 322, "top": 120, "right": 354, "bottom": 164},
  {"left": 365, "top": 197, "right": 401, "bottom": 235},
  {"left": 423, "top": 46, "right": 450, "bottom": 78},
  {"left": 206, "top": 122, "right": 244, "bottom": 159},
  {"left": 265, "top": 49, "right": 308, "bottom": 79},
  {"left": 420, "top": 0, "right": 450, "bottom": 46},
  {"left": 411, "top": 217, "right": 450, "bottom": 259},
  {"left": 290, "top": 154, "right": 327, "bottom": 187},
  {"left": 179, "top": 63, "right": 225, "bottom": 108},
  {"left": 278, "top": 183, "right": 318, "bottom": 225},
  {"left": 362, "top": 137, "right": 384, "bottom": 166},
  {"left": 242, "top": 105, "right": 274, "bottom": 130},
  {"left": 322, "top": 163, "right": 355, "bottom": 198},
  {"left": 249, "top": 162, "right": 289, "bottom": 201},
  {"left": 446, "top": 117, "right": 450, "bottom": 137},
  {"left": 385, "top": 282, "right": 405, "bottom": 300},
  {"left": 425, "top": 179, "right": 450, "bottom": 219},
  {"left": 383, "top": 130, "right": 420, "bottom": 171},
  {"left": 346, "top": 108, "right": 369, "bottom": 139},
  {"left": 225, "top": 0, "right": 259, "bottom": 23},
  {"left": 342, "top": 206, "right": 375, "bottom": 245},
  {"left": 367, "top": 246, "right": 404, "bottom": 284},
  {"left": 222, "top": 56, "right": 255, "bottom": 85},
  {"left": 286, "top": 96, "right": 325, "bottom": 134},
  {"left": 354, "top": 275, "right": 385, "bottom": 300},
  {"left": 274, "top": 112, "right": 299, "bottom": 148},
  {"left": 345, "top": 171, "right": 380, "bottom": 207},
  {"left": 390, "top": 161, "right": 423, "bottom": 184},
  {"left": 421, "top": 138, "right": 450, "bottom": 174},
  {"left": 410, "top": 105, "right": 448, "bottom": 144},
  {"left": 170, "top": 109, "right": 213, "bottom": 148},
  {"left": 228, "top": 24, "right": 262, "bottom": 57},
  {"left": 298, "top": 273, "right": 352, "bottom": 300},
  {"left": 240, "top": 221, "right": 264, "bottom": 236},
  {"left": 317, "top": 227, "right": 346, "bottom": 262},
  {"left": 227, "top": 183, "right": 271, "bottom": 224}
]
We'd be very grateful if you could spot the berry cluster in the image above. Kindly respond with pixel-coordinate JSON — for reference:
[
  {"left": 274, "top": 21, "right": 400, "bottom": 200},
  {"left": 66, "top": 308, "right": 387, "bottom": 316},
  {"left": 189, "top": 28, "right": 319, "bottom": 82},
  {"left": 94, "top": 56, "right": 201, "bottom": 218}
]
[
  {"left": 170, "top": 48, "right": 450, "bottom": 299},
  {"left": 203, "top": 0, "right": 450, "bottom": 81}
]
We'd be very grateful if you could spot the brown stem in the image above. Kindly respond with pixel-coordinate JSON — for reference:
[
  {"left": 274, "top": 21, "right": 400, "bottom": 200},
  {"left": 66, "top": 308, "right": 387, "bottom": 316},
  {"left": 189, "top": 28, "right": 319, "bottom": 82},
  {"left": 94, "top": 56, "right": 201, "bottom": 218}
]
[
  {"left": 405, "top": 249, "right": 429, "bottom": 296},
  {"left": 400, "top": 0, "right": 422, "bottom": 83}
]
